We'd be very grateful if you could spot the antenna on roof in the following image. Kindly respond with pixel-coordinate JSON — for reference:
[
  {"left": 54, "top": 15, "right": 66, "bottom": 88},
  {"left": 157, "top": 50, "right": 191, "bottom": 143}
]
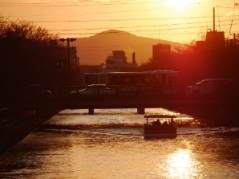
[
  {"left": 213, "top": 7, "right": 215, "bottom": 31},
  {"left": 216, "top": 6, "right": 221, "bottom": 31}
]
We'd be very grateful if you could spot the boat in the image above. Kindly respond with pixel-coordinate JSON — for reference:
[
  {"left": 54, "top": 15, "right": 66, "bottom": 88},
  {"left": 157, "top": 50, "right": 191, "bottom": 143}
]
[{"left": 144, "top": 115, "right": 177, "bottom": 139}]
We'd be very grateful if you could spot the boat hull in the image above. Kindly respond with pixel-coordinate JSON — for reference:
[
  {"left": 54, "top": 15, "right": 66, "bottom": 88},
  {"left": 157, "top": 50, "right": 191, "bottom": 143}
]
[{"left": 144, "top": 125, "right": 177, "bottom": 139}]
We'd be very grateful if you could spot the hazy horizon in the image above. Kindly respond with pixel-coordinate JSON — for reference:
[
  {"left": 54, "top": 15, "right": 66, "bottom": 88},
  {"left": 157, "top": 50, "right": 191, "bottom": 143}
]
[{"left": 69, "top": 29, "right": 184, "bottom": 65}]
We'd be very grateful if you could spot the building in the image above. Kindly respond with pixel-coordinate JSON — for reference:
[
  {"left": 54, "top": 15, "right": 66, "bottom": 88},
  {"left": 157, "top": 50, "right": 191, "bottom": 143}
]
[
  {"left": 206, "top": 30, "right": 225, "bottom": 48},
  {"left": 195, "top": 8, "right": 225, "bottom": 51},
  {"left": 152, "top": 44, "right": 171, "bottom": 69},
  {"left": 101, "top": 50, "right": 138, "bottom": 72},
  {"left": 152, "top": 44, "right": 171, "bottom": 60},
  {"left": 196, "top": 30, "right": 225, "bottom": 51},
  {"left": 60, "top": 46, "right": 80, "bottom": 69},
  {"left": 69, "top": 47, "right": 80, "bottom": 68}
]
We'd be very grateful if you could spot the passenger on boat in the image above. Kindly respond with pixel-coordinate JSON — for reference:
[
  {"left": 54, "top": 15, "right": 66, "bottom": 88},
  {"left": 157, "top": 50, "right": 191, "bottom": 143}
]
[
  {"left": 153, "top": 119, "right": 161, "bottom": 126},
  {"left": 162, "top": 121, "right": 168, "bottom": 126},
  {"left": 170, "top": 120, "right": 176, "bottom": 127}
]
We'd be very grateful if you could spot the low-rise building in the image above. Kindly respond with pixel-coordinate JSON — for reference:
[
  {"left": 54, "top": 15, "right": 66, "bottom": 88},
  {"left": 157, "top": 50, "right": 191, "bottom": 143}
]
[
  {"left": 101, "top": 50, "right": 138, "bottom": 72},
  {"left": 196, "top": 30, "right": 225, "bottom": 51},
  {"left": 152, "top": 44, "right": 171, "bottom": 60}
]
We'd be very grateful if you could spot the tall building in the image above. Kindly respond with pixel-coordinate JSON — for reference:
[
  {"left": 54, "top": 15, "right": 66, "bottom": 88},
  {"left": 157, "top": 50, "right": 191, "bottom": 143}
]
[
  {"left": 69, "top": 47, "right": 80, "bottom": 68},
  {"left": 152, "top": 44, "right": 171, "bottom": 69},
  {"left": 60, "top": 46, "right": 80, "bottom": 69}
]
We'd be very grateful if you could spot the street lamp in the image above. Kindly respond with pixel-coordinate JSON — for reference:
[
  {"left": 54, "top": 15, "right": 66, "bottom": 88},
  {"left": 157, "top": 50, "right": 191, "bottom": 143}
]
[{"left": 59, "top": 38, "right": 76, "bottom": 87}]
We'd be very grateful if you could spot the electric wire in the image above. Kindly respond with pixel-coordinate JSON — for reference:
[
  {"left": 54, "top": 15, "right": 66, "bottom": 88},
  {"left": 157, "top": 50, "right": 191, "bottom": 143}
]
[{"left": 0, "top": 0, "right": 238, "bottom": 41}]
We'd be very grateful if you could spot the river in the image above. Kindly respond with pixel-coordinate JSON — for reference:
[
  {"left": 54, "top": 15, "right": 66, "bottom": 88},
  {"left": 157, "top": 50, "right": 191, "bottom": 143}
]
[{"left": 0, "top": 108, "right": 239, "bottom": 179}]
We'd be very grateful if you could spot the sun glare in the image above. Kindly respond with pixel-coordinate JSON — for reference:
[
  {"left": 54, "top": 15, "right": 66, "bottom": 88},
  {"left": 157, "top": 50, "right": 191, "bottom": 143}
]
[
  {"left": 166, "top": 149, "right": 199, "bottom": 179},
  {"left": 167, "top": 0, "right": 193, "bottom": 9}
]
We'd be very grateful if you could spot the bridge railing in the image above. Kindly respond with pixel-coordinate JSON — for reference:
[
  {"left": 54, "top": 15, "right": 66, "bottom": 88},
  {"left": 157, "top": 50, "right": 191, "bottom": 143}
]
[
  {"left": 109, "top": 84, "right": 180, "bottom": 96},
  {"left": 52, "top": 84, "right": 182, "bottom": 98}
]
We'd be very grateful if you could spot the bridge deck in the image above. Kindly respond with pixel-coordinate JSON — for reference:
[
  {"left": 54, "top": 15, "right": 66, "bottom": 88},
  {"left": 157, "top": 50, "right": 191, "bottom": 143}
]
[{"left": 50, "top": 94, "right": 239, "bottom": 110}]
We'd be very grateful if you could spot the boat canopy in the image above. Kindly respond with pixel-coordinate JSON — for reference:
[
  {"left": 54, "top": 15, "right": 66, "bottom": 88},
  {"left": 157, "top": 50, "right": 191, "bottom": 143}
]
[{"left": 144, "top": 115, "right": 177, "bottom": 125}]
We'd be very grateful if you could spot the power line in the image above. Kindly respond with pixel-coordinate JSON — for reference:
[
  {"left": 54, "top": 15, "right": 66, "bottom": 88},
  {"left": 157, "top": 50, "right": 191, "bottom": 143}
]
[
  {"left": 54, "top": 21, "right": 239, "bottom": 40},
  {"left": 1, "top": 0, "right": 237, "bottom": 41},
  {"left": 0, "top": 0, "right": 233, "bottom": 8},
  {"left": 27, "top": 16, "right": 226, "bottom": 23},
  {"left": 47, "top": 18, "right": 239, "bottom": 32},
  {"left": 1, "top": 1, "right": 235, "bottom": 23},
  {"left": 0, "top": 0, "right": 205, "bottom": 6}
]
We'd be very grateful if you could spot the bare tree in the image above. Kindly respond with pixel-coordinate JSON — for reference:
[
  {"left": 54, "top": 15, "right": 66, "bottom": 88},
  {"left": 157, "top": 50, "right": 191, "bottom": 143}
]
[{"left": 0, "top": 17, "right": 64, "bottom": 98}]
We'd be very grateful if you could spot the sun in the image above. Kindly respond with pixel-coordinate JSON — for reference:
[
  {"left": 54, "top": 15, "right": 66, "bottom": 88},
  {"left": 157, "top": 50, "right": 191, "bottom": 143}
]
[{"left": 167, "top": 0, "right": 193, "bottom": 10}]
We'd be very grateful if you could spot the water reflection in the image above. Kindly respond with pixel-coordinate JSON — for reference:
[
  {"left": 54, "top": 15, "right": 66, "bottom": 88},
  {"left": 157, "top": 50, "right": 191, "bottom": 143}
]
[
  {"left": 156, "top": 149, "right": 201, "bottom": 179},
  {"left": 2, "top": 109, "right": 239, "bottom": 178}
]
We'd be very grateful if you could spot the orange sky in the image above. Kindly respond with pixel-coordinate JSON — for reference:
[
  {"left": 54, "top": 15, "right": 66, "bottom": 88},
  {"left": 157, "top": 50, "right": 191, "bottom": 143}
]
[{"left": 1, "top": 0, "right": 239, "bottom": 43}]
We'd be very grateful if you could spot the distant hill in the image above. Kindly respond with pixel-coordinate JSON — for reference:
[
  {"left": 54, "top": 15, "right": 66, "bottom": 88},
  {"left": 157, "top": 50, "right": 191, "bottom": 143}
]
[{"left": 71, "top": 30, "right": 184, "bottom": 65}]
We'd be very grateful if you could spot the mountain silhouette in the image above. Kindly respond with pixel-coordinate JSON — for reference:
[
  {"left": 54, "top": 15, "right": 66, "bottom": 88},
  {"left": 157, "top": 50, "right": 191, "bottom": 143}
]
[{"left": 71, "top": 29, "right": 183, "bottom": 65}]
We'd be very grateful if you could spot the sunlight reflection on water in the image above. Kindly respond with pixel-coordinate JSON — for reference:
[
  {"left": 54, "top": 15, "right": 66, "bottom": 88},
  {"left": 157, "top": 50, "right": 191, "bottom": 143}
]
[
  {"left": 165, "top": 149, "right": 200, "bottom": 179},
  {"left": 52, "top": 108, "right": 194, "bottom": 127}
]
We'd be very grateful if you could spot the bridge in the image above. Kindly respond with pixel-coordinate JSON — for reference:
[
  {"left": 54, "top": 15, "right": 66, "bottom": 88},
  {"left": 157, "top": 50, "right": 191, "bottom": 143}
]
[
  {"left": 6, "top": 91, "right": 239, "bottom": 121},
  {"left": 45, "top": 94, "right": 239, "bottom": 120}
]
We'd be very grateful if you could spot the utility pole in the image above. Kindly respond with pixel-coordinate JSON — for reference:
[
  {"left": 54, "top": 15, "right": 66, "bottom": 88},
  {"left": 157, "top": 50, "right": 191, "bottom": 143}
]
[
  {"left": 59, "top": 38, "right": 76, "bottom": 87},
  {"left": 213, "top": 7, "right": 215, "bottom": 32}
]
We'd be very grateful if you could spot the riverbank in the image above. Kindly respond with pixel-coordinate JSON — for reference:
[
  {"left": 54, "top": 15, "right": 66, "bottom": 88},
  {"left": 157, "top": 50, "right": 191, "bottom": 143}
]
[{"left": 0, "top": 108, "right": 60, "bottom": 156}]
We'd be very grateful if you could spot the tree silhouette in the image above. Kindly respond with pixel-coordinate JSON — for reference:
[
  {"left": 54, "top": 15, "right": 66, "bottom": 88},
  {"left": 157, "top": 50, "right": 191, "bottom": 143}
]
[{"left": 0, "top": 17, "right": 64, "bottom": 101}]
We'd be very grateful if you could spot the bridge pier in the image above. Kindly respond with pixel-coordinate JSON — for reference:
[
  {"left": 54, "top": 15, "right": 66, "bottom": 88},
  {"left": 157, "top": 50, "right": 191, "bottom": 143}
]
[
  {"left": 137, "top": 108, "right": 145, "bottom": 114},
  {"left": 89, "top": 108, "right": 94, "bottom": 115}
]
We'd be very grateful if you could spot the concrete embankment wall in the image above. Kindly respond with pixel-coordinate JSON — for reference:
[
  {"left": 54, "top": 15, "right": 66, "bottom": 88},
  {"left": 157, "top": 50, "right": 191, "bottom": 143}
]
[{"left": 0, "top": 108, "right": 59, "bottom": 156}]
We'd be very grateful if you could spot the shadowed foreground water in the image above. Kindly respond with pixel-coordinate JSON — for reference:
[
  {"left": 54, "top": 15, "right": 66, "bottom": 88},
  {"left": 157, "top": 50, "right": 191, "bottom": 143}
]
[{"left": 0, "top": 108, "right": 239, "bottom": 179}]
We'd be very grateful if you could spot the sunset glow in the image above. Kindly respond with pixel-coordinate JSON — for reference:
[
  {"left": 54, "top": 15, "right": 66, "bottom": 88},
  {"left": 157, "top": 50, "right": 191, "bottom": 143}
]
[
  {"left": 0, "top": 0, "right": 238, "bottom": 43},
  {"left": 167, "top": 0, "right": 194, "bottom": 10}
]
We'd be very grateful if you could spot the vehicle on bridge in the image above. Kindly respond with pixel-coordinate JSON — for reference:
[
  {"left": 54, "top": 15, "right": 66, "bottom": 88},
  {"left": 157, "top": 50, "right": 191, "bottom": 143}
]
[
  {"left": 83, "top": 70, "right": 179, "bottom": 95},
  {"left": 187, "top": 78, "right": 238, "bottom": 95},
  {"left": 26, "top": 84, "right": 52, "bottom": 99},
  {"left": 144, "top": 115, "right": 177, "bottom": 139},
  {"left": 70, "top": 84, "right": 115, "bottom": 97}
]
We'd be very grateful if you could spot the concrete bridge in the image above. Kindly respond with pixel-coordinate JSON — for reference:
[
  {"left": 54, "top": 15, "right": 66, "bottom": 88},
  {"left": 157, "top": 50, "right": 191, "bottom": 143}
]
[{"left": 48, "top": 94, "right": 239, "bottom": 120}]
